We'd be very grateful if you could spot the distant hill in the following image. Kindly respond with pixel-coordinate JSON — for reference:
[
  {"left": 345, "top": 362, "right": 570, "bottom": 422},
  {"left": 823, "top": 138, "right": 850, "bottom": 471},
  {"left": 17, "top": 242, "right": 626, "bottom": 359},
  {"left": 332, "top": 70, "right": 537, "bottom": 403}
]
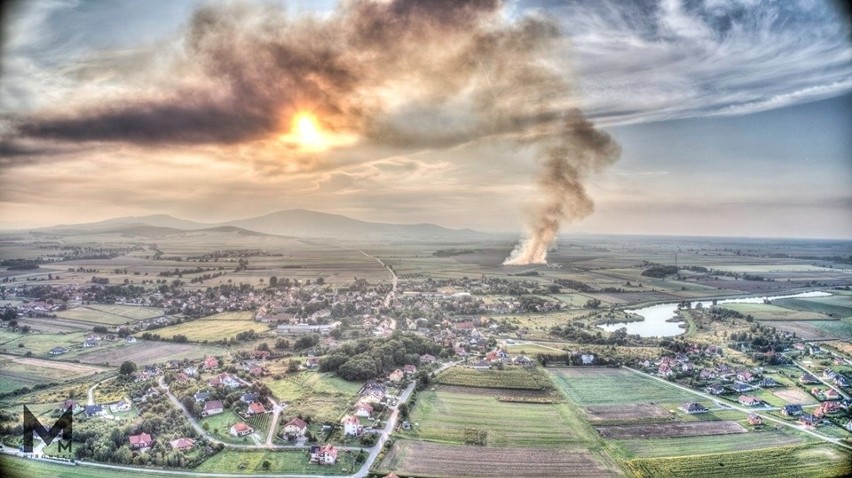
[
  {"left": 29, "top": 209, "right": 489, "bottom": 241},
  {"left": 220, "top": 209, "right": 485, "bottom": 241}
]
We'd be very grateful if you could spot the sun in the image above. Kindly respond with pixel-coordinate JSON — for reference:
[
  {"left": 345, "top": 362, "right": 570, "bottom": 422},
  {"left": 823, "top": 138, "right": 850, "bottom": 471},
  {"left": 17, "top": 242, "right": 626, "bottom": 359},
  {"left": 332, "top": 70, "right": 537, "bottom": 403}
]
[
  {"left": 292, "top": 111, "right": 324, "bottom": 150},
  {"left": 277, "top": 110, "right": 359, "bottom": 153}
]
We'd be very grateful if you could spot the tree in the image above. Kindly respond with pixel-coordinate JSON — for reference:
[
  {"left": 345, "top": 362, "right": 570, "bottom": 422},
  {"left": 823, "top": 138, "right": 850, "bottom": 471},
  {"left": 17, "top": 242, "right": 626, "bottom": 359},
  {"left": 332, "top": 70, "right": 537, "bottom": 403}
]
[
  {"left": 287, "top": 360, "right": 300, "bottom": 373},
  {"left": 398, "top": 403, "right": 409, "bottom": 420},
  {"left": 261, "top": 460, "right": 271, "bottom": 470},
  {"left": 119, "top": 360, "right": 138, "bottom": 376},
  {"left": 269, "top": 276, "right": 278, "bottom": 288}
]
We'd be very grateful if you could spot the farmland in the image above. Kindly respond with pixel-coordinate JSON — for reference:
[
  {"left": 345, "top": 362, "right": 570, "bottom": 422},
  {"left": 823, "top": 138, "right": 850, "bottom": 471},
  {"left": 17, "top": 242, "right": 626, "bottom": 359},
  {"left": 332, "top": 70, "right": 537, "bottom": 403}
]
[
  {"left": 613, "top": 430, "right": 813, "bottom": 458},
  {"left": 549, "top": 367, "right": 698, "bottom": 406},
  {"left": 75, "top": 341, "right": 227, "bottom": 366},
  {"left": 435, "top": 367, "right": 555, "bottom": 391},
  {"left": 585, "top": 403, "right": 673, "bottom": 423},
  {"left": 376, "top": 440, "right": 624, "bottom": 477},
  {"left": 720, "top": 303, "right": 823, "bottom": 321},
  {"left": 56, "top": 305, "right": 162, "bottom": 325},
  {"left": 596, "top": 421, "right": 747, "bottom": 439},
  {"left": 0, "top": 353, "right": 108, "bottom": 393},
  {"left": 403, "top": 387, "right": 582, "bottom": 447},
  {"left": 150, "top": 311, "right": 270, "bottom": 342},
  {"left": 626, "top": 444, "right": 852, "bottom": 478}
]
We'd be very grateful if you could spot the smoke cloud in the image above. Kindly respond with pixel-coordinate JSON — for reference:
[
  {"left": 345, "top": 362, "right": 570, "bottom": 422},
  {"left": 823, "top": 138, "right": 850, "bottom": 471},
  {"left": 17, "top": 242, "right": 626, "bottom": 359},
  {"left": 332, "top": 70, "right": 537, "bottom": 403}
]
[{"left": 503, "top": 112, "right": 621, "bottom": 265}]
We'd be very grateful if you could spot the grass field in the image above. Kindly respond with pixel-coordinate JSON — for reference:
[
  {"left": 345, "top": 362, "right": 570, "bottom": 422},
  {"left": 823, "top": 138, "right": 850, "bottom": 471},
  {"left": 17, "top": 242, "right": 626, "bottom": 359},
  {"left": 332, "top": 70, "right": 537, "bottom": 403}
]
[
  {"left": 403, "top": 387, "right": 582, "bottom": 447},
  {"left": 195, "top": 448, "right": 356, "bottom": 474},
  {"left": 720, "top": 303, "right": 823, "bottom": 321},
  {"left": 626, "top": 444, "right": 852, "bottom": 478},
  {"left": 152, "top": 312, "right": 270, "bottom": 342},
  {"left": 263, "top": 371, "right": 362, "bottom": 424},
  {"left": 0, "top": 456, "right": 175, "bottom": 478},
  {"left": 199, "top": 410, "right": 252, "bottom": 444},
  {"left": 0, "top": 331, "right": 89, "bottom": 357},
  {"left": 375, "top": 440, "right": 623, "bottom": 477},
  {"left": 613, "top": 429, "right": 812, "bottom": 458},
  {"left": 548, "top": 367, "right": 698, "bottom": 406},
  {"left": 0, "top": 354, "right": 106, "bottom": 393}
]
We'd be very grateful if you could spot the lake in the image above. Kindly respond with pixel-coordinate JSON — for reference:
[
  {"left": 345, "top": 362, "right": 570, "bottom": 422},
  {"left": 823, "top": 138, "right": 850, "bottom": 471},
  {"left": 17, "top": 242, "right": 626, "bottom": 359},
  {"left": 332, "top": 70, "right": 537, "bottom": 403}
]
[{"left": 598, "top": 291, "right": 832, "bottom": 337}]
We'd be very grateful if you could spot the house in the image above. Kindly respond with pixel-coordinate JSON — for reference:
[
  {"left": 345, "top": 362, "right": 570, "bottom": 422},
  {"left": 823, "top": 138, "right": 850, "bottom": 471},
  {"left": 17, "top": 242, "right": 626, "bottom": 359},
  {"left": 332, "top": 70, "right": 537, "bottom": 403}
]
[
  {"left": 170, "top": 437, "right": 195, "bottom": 451},
  {"left": 824, "top": 389, "right": 841, "bottom": 400},
  {"left": 125, "top": 336, "right": 137, "bottom": 343},
  {"left": 799, "top": 373, "right": 819, "bottom": 385},
  {"left": 736, "top": 371, "right": 755, "bottom": 382},
  {"left": 252, "top": 350, "right": 270, "bottom": 360},
  {"left": 819, "top": 401, "right": 843, "bottom": 415},
  {"left": 729, "top": 382, "right": 754, "bottom": 393},
  {"left": 403, "top": 364, "right": 417, "bottom": 375},
  {"left": 834, "top": 375, "right": 849, "bottom": 387},
  {"left": 194, "top": 391, "right": 211, "bottom": 402},
  {"left": 759, "top": 377, "right": 778, "bottom": 388},
  {"left": 699, "top": 369, "right": 717, "bottom": 380},
  {"left": 513, "top": 356, "right": 533, "bottom": 366},
  {"left": 310, "top": 444, "right": 338, "bottom": 465},
  {"left": 247, "top": 402, "right": 266, "bottom": 415},
  {"left": 129, "top": 432, "right": 153, "bottom": 449},
  {"left": 782, "top": 404, "right": 803, "bottom": 416},
  {"left": 738, "top": 395, "right": 762, "bottom": 407},
  {"left": 747, "top": 413, "right": 762, "bottom": 426},
  {"left": 388, "top": 369, "right": 404, "bottom": 383},
  {"left": 845, "top": 420, "right": 852, "bottom": 433},
  {"left": 705, "top": 384, "right": 725, "bottom": 395},
  {"left": 240, "top": 392, "right": 258, "bottom": 404},
  {"left": 305, "top": 357, "right": 320, "bottom": 369},
  {"left": 209, "top": 373, "right": 241, "bottom": 389},
  {"left": 472, "top": 359, "right": 491, "bottom": 370},
  {"left": 680, "top": 402, "right": 708, "bottom": 414},
  {"left": 202, "top": 400, "right": 224, "bottom": 417},
  {"left": 85, "top": 404, "right": 104, "bottom": 417},
  {"left": 420, "top": 353, "right": 436, "bottom": 364},
  {"left": 49, "top": 346, "right": 67, "bottom": 356},
  {"left": 282, "top": 418, "right": 307, "bottom": 437},
  {"left": 799, "top": 414, "right": 819, "bottom": 428},
  {"left": 203, "top": 355, "right": 219, "bottom": 370},
  {"left": 109, "top": 399, "right": 131, "bottom": 413},
  {"left": 354, "top": 402, "right": 373, "bottom": 418},
  {"left": 83, "top": 338, "right": 98, "bottom": 348},
  {"left": 183, "top": 366, "right": 198, "bottom": 377},
  {"left": 230, "top": 422, "right": 254, "bottom": 437},
  {"left": 341, "top": 415, "right": 361, "bottom": 436},
  {"left": 62, "top": 400, "right": 78, "bottom": 413},
  {"left": 581, "top": 354, "right": 595, "bottom": 365}
]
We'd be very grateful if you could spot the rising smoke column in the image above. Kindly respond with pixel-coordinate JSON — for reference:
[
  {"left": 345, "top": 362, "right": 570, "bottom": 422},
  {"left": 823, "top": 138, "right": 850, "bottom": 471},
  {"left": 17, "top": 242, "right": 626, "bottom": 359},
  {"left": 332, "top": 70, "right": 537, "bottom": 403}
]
[{"left": 503, "top": 111, "right": 621, "bottom": 265}]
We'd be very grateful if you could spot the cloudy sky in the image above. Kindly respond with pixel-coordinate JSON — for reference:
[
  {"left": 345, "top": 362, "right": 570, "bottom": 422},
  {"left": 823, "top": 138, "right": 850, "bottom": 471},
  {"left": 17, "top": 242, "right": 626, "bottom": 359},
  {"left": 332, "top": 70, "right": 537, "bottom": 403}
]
[{"left": 1, "top": 0, "right": 850, "bottom": 239}]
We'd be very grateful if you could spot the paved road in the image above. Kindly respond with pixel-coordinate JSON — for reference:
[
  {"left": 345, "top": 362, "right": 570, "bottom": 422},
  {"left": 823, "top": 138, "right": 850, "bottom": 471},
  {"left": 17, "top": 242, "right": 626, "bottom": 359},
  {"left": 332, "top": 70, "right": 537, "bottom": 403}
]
[{"left": 623, "top": 366, "right": 852, "bottom": 451}]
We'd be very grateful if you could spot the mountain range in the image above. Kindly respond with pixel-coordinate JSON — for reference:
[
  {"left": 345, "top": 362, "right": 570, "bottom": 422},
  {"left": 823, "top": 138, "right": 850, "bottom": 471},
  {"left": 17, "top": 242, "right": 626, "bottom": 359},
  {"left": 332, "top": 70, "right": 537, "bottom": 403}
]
[{"left": 30, "top": 209, "right": 491, "bottom": 241}]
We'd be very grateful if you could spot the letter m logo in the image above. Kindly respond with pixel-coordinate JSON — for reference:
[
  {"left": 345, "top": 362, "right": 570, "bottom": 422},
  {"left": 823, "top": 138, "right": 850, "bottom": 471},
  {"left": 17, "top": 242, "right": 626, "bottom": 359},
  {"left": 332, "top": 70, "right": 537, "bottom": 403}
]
[{"left": 23, "top": 405, "right": 72, "bottom": 453}]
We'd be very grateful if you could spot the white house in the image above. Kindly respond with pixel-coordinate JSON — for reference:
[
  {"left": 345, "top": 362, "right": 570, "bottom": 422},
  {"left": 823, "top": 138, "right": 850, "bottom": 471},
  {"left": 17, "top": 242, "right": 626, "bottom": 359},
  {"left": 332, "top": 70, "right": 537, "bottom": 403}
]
[
  {"left": 230, "top": 422, "right": 254, "bottom": 437},
  {"left": 341, "top": 415, "right": 361, "bottom": 436}
]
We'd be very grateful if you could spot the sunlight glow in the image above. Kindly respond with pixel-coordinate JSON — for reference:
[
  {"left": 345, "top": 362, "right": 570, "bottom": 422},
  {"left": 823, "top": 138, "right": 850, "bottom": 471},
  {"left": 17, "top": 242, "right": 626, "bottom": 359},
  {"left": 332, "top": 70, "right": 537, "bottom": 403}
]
[{"left": 277, "top": 110, "right": 358, "bottom": 153}]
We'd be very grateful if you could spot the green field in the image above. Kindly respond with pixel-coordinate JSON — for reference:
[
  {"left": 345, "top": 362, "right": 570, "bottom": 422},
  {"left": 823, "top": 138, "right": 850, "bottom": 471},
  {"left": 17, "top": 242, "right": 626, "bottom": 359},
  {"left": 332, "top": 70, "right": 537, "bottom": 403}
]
[
  {"left": 720, "top": 303, "right": 823, "bottom": 321},
  {"left": 263, "top": 371, "right": 362, "bottom": 423},
  {"left": 436, "top": 367, "right": 554, "bottom": 391},
  {"left": 626, "top": 444, "right": 852, "bottom": 478},
  {"left": 774, "top": 296, "right": 852, "bottom": 319},
  {"left": 0, "top": 331, "right": 89, "bottom": 357},
  {"left": 0, "top": 456, "right": 174, "bottom": 478},
  {"left": 194, "top": 449, "right": 356, "bottom": 475},
  {"left": 152, "top": 312, "right": 270, "bottom": 342},
  {"left": 199, "top": 410, "right": 254, "bottom": 444},
  {"left": 549, "top": 367, "right": 698, "bottom": 406},
  {"left": 613, "top": 429, "right": 813, "bottom": 458},
  {"left": 403, "top": 387, "right": 594, "bottom": 447}
]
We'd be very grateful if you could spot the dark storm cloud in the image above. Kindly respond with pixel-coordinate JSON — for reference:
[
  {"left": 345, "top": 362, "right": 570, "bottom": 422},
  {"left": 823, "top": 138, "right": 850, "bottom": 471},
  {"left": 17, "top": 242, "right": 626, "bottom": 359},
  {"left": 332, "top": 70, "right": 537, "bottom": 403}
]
[{"left": 8, "top": 0, "right": 566, "bottom": 148}]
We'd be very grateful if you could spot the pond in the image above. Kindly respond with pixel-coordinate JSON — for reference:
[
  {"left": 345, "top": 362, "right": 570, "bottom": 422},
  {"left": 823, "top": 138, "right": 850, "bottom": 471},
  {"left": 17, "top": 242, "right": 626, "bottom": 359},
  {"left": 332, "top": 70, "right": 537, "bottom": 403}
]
[{"left": 597, "top": 291, "right": 831, "bottom": 338}]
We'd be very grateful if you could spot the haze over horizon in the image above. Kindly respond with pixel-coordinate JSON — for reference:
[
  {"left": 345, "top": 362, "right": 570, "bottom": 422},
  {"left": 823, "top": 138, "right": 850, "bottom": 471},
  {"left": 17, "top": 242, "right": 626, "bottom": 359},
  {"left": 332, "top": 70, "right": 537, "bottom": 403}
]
[{"left": 1, "top": 0, "right": 851, "bottom": 240}]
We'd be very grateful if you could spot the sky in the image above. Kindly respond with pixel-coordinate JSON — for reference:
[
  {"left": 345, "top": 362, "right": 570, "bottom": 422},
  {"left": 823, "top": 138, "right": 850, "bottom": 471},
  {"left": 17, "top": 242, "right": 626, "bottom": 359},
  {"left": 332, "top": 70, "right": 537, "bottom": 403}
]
[{"left": 0, "top": 0, "right": 850, "bottom": 240}]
